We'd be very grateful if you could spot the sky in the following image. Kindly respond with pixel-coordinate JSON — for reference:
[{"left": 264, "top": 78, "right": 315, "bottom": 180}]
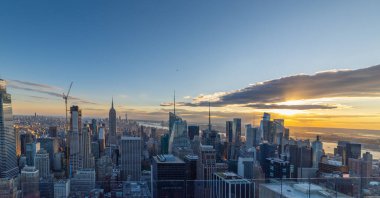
[{"left": 1, "top": 0, "right": 380, "bottom": 129}]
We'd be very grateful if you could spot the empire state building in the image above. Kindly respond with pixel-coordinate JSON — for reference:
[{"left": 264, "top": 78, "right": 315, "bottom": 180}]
[{"left": 109, "top": 98, "right": 117, "bottom": 145}]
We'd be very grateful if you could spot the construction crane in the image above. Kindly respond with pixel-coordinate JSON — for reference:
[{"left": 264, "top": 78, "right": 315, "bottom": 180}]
[
  {"left": 62, "top": 82, "right": 73, "bottom": 178},
  {"left": 63, "top": 82, "right": 73, "bottom": 132}
]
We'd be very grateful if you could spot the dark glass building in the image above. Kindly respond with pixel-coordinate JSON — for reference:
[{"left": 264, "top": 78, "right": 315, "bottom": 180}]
[
  {"left": 152, "top": 155, "right": 186, "bottom": 198},
  {"left": 187, "top": 125, "right": 199, "bottom": 140}
]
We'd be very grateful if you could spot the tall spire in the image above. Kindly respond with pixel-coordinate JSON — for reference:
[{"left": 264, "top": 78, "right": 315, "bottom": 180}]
[
  {"left": 208, "top": 100, "right": 211, "bottom": 131},
  {"left": 111, "top": 97, "right": 114, "bottom": 109},
  {"left": 173, "top": 90, "right": 176, "bottom": 115}
]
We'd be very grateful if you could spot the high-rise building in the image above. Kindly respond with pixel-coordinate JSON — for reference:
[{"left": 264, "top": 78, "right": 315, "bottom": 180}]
[
  {"left": 260, "top": 113, "right": 272, "bottom": 142},
  {"left": 69, "top": 105, "right": 82, "bottom": 177},
  {"left": 168, "top": 119, "right": 189, "bottom": 154},
  {"left": 21, "top": 166, "right": 40, "bottom": 197},
  {"left": 238, "top": 157, "right": 255, "bottom": 179},
  {"left": 26, "top": 142, "right": 40, "bottom": 166},
  {"left": 38, "top": 137, "right": 59, "bottom": 170},
  {"left": 348, "top": 152, "right": 373, "bottom": 185},
  {"left": 91, "top": 119, "right": 98, "bottom": 141},
  {"left": 212, "top": 172, "right": 253, "bottom": 198},
  {"left": 245, "top": 124, "right": 255, "bottom": 147},
  {"left": 188, "top": 125, "right": 199, "bottom": 140},
  {"left": 109, "top": 98, "right": 117, "bottom": 145},
  {"left": 0, "top": 79, "right": 18, "bottom": 178},
  {"left": 54, "top": 180, "right": 70, "bottom": 198},
  {"left": 91, "top": 141, "right": 100, "bottom": 159},
  {"left": 98, "top": 126, "right": 106, "bottom": 154},
  {"left": 258, "top": 143, "right": 276, "bottom": 166},
  {"left": 196, "top": 144, "right": 217, "bottom": 198},
  {"left": 15, "top": 126, "right": 21, "bottom": 157},
  {"left": 152, "top": 154, "right": 186, "bottom": 198},
  {"left": 346, "top": 143, "right": 361, "bottom": 164},
  {"left": 264, "top": 158, "right": 291, "bottom": 179},
  {"left": 70, "top": 168, "right": 96, "bottom": 196},
  {"left": 35, "top": 148, "right": 50, "bottom": 179},
  {"left": 312, "top": 135, "right": 323, "bottom": 168},
  {"left": 120, "top": 136, "right": 141, "bottom": 181},
  {"left": 184, "top": 154, "right": 198, "bottom": 198},
  {"left": 226, "top": 121, "right": 233, "bottom": 143},
  {"left": 48, "top": 126, "right": 58, "bottom": 137},
  {"left": 0, "top": 177, "right": 17, "bottom": 197},
  {"left": 288, "top": 144, "right": 312, "bottom": 178},
  {"left": 230, "top": 118, "right": 241, "bottom": 160},
  {"left": 169, "top": 112, "right": 182, "bottom": 136},
  {"left": 80, "top": 124, "right": 95, "bottom": 169},
  {"left": 160, "top": 133, "right": 169, "bottom": 154},
  {"left": 20, "top": 132, "right": 33, "bottom": 155}
]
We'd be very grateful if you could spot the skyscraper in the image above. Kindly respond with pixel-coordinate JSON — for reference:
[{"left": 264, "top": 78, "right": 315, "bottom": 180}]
[
  {"left": 212, "top": 172, "right": 253, "bottom": 198},
  {"left": 228, "top": 118, "right": 242, "bottom": 160},
  {"left": 152, "top": 154, "right": 186, "bottom": 198},
  {"left": 69, "top": 105, "right": 82, "bottom": 177},
  {"left": 312, "top": 135, "right": 323, "bottom": 168},
  {"left": 0, "top": 79, "right": 18, "bottom": 178},
  {"left": 196, "top": 144, "right": 217, "bottom": 198},
  {"left": 184, "top": 154, "right": 198, "bottom": 198},
  {"left": 168, "top": 118, "right": 189, "bottom": 154},
  {"left": 188, "top": 125, "right": 200, "bottom": 140},
  {"left": 245, "top": 124, "right": 254, "bottom": 147},
  {"left": 38, "top": 137, "right": 59, "bottom": 170},
  {"left": 80, "top": 124, "right": 94, "bottom": 169},
  {"left": 120, "top": 136, "right": 141, "bottom": 181},
  {"left": 160, "top": 133, "right": 169, "bottom": 154},
  {"left": 35, "top": 148, "right": 50, "bottom": 179},
  {"left": 26, "top": 142, "right": 40, "bottom": 166},
  {"left": 21, "top": 166, "right": 40, "bottom": 197},
  {"left": 109, "top": 98, "right": 117, "bottom": 145}
]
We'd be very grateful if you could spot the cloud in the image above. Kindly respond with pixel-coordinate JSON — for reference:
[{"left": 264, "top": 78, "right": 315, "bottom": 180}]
[
  {"left": 180, "top": 64, "right": 380, "bottom": 108},
  {"left": 7, "top": 79, "right": 99, "bottom": 105},
  {"left": 8, "top": 79, "right": 62, "bottom": 90},
  {"left": 244, "top": 104, "right": 337, "bottom": 110}
]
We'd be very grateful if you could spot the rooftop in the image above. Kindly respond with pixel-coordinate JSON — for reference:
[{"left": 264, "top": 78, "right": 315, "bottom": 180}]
[
  {"left": 261, "top": 182, "right": 352, "bottom": 198},
  {"left": 154, "top": 154, "right": 184, "bottom": 164},
  {"left": 121, "top": 136, "right": 141, "bottom": 140}
]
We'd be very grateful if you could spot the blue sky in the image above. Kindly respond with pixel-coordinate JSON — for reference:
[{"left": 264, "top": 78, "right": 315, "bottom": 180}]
[{"left": 1, "top": 1, "right": 380, "bottom": 126}]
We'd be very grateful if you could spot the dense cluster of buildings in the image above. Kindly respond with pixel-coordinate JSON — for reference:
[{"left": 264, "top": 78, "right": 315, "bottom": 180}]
[{"left": 1, "top": 78, "right": 380, "bottom": 197}]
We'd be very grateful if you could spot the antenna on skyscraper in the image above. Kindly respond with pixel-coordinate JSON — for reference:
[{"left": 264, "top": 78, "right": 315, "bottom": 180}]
[
  {"left": 208, "top": 100, "right": 211, "bottom": 131},
  {"left": 173, "top": 90, "right": 176, "bottom": 115}
]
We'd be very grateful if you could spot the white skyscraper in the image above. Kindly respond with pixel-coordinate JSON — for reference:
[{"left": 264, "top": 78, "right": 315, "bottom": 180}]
[
  {"left": 0, "top": 79, "right": 18, "bottom": 178},
  {"left": 121, "top": 136, "right": 141, "bottom": 181}
]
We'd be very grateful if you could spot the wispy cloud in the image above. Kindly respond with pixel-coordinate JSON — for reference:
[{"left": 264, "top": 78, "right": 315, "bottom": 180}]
[{"left": 7, "top": 79, "right": 99, "bottom": 105}]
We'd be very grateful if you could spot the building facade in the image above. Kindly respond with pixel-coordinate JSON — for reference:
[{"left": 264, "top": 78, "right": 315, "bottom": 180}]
[{"left": 0, "top": 79, "right": 18, "bottom": 178}]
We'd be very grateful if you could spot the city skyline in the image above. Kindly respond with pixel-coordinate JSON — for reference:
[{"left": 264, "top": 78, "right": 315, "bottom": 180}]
[
  {"left": 3, "top": 64, "right": 380, "bottom": 130},
  {"left": 2, "top": 1, "right": 380, "bottom": 130}
]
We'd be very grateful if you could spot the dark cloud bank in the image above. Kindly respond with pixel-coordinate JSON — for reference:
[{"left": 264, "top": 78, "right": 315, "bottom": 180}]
[{"left": 177, "top": 64, "right": 380, "bottom": 110}]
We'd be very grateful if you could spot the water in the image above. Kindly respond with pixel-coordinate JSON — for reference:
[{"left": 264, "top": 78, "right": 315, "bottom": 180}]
[{"left": 323, "top": 142, "right": 380, "bottom": 160}]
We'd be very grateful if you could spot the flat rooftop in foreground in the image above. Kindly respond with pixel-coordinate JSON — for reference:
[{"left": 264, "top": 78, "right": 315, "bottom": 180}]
[{"left": 261, "top": 182, "right": 352, "bottom": 198}]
